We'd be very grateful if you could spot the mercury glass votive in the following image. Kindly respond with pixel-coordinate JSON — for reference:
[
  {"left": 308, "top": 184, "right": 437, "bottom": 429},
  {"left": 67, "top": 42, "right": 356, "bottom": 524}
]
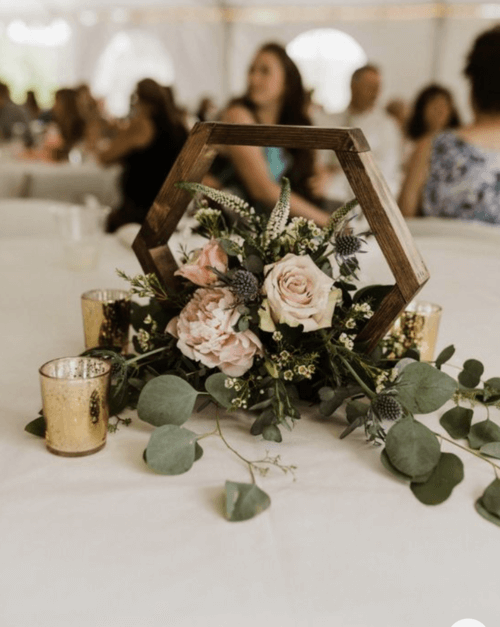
[
  {"left": 81, "top": 289, "right": 131, "bottom": 353},
  {"left": 39, "top": 357, "right": 112, "bottom": 457},
  {"left": 389, "top": 301, "right": 442, "bottom": 362}
]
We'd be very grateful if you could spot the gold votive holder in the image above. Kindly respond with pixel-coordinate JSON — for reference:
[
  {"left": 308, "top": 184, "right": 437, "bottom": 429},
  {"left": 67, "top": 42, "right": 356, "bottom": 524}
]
[
  {"left": 39, "top": 356, "right": 112, "bottom": 457},
  {"left": 388, "top": 301, "right": 442, "bottom": 362},
  {"left": 81, "top": 289, "right": 131, "bottom": 353}
]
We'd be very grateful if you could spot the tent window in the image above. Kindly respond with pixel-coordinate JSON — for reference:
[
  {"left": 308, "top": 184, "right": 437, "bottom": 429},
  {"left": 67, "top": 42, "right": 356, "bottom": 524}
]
[
  {"left": 287, "top": 29, "right": 367, "bottom": 114},
  {"left": 92, "top": 30, "right": 175, "bottom": 117}
]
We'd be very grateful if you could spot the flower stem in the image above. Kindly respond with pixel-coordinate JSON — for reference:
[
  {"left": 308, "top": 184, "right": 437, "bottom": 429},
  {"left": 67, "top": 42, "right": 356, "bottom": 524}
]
[
  {"left": 435, "top": 431, "right": 500, "bottom": 476},
  {"left": 339, "top": 354, "right": 376, "bottom": 399},
  {"left": 125, "top": 346, "right": 167, "bottom": 366},
  {"left": 215, "top": 409, "right": 256, "bottom": 484}
]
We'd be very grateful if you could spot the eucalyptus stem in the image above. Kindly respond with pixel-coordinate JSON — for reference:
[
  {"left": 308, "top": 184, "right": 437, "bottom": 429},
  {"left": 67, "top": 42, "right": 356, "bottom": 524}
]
[
  {"left": 435, "top": 431, "right": 500, "bottom": 476},
  {"left": 215, "top": 409, "right": 256, "bottom": 484},
  {"left": 338, "top": 354, "right": 376, "bottom": 399},
  {"left": 126, "top": 346, "right": 167, "bottom": 366}
]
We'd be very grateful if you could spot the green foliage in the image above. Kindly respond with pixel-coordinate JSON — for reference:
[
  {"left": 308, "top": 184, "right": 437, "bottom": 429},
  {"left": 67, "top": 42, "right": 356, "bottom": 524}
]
[
  {"left": 435, "top": 345, "right": 455, "bottom": 369},
  {"left": 145, "top": 425, "right": 198, "bottom": 475},
  {"left": 385, "top": 418, "right": 441, "bottom": 478},
  {"left": 380, "top": 449, "right": 433, "bottom": 483},
  {"left": 25, "top": 414, "right": 45, "bottom": 438},
  {"left": 137, "top": 375, "right": 199, "bottom": 426},
  {"left": 458, "top": 359, "right": 485, "bottom": 388},
  {"left": 205, "top": 373, "right": 237, "bottom": 409},
  {"left": 225, "top": 481, "right": 271, "bottom": 522},
  {"left": 468, "top": 420, "right": 500, "bottom": 450},
  {"left": 479, "top": 442, "right": 500, "bottom": 459},
  {"left": 394, "top": 362, "right": 457, "bottom": 414},
  {"left": 410, "top": 453, "right": 464, "bottom": 505},
  {"left": 476, "top": 479, "right": 500, "bottom": 526},
  {"left": 439, "top": 406, "right": 473, "bottom": 440}
]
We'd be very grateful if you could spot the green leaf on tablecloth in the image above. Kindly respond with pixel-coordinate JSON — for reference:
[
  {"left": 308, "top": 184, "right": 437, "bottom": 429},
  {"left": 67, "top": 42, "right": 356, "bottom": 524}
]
[
  {"left": 410, "top": 453, "right": 464, "bottom": 505},
  {"left": 345, "top": 399, "right": 370, "bottom": 423},
  {"left": 439, "top": 406, "right": 473, "bottom": 440},
  {"left": 145, "top": 425, "right": 197, "bottom": 475},
  {"left": 137, "top": 375, "right": 198, "bottom": 426},
  {"left": 205, "top": 373, "right": 237, "bottom": 409},
  {"left": 479, "top": 478, "right": 500, "bottom": 518},
  {"left": 262, "top": 424, "right": 282, "bottom": 442},
  {"left": 385, "top": 417, "right": 441, "bottom": 477},
  {"left": 468, "top": 420, "right": 500, "bottom": 450},
  {"left": 380, "top": 448, "right": 434, "bottom": 483},
  {"left": 458, "top": 359, "right": 484, "bottom": 388},
  {"left": 475, "top": 498, "right": 500, "bottom": 528},
  {"left": 435, "top": 345, "right": 455, "bottom": 369},
  {"left": 479, "top": 442, "right": 500, "bottom": 459},
  {"left": 25, "top": 414, "right": 45, "bottom": 438},
  {"left": 394, "top": 362, "right": 457, "bottom": 414},
  {"left": 318, "top": 387, "right": 335, "bottom": 402},
  {"left": 225, "top": 481, "right": 271, "bottom": 522},
  {"left": 340, "top": 416, "right": 363, "bottom": 439},
  {"left": 483, "top": 378, "right": 500, "bottom": 403},
  {"left": 319, "top": 384, "right": 362, "bottom": 417},
  {"left": 194, "top": 441, "right": 204, "bottom": 461}
]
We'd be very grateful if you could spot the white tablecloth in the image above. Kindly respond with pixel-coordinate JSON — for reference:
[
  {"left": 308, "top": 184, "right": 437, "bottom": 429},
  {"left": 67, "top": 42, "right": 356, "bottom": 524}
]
[
  {"left": 1, "top": 219, "right": 500, "bottom": 627},
  {"left": 0, "top": 156, "right": 121, "bottom": 206}
]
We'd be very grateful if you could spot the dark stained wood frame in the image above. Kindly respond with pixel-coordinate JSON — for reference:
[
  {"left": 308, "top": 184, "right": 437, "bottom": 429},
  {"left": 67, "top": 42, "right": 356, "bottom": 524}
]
[{"left": 132, "top": 121, "right": 429, "bottom": 351}]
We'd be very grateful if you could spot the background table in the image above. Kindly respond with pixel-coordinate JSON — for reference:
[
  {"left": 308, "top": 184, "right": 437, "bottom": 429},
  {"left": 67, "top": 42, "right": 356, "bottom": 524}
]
[
  {"left": 0, "top": 155, "right": 121, "bottom": 206},
  {"left": 1, "top": 219, "right": 499, "bottom": 627}
]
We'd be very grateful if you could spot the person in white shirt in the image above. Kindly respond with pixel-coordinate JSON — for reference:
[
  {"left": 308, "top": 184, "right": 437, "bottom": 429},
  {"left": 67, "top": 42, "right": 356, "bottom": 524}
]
[{"left": 312, "top": 64, "right": 401, "bottom": 204}]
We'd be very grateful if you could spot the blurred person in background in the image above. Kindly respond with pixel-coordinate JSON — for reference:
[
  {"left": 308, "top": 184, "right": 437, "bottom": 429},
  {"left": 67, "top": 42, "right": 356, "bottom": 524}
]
[
  {"left": 76, "top": 83, "right": 112, "bottom": 151},
  {"left": 405, "top": 84, "right": 461, "bottom": 142},
  {"left": 23, "top": 90, "right": 41, "bottom": 120},
  {"left": 209, "top": 41, "right": 329, "bottom": 226},
  {"left": 398, "top": 26, "right": 500, "bottom": 223},
  {"left": 98, "top": 78, "right": 188, "bottom": 232},
  {"left": 316, "top": 64, "right": 401, "bottom": 203},
  {"left": 47, "top": 88, "right": 86, "bottom": 160},
  {"left": 0, "top": 82, "right": 32, "bottom": 145},
  {"left": 196, "top": 96, "right": 218, "bottom": 122}
]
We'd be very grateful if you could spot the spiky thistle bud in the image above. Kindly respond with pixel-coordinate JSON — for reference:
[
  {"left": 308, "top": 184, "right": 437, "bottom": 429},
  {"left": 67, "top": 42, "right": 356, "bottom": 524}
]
[
  {"left": 230, "top": 270, "right": 260, "bottom": 302},
  {"left": 334, "top": 234, "right": 362, "bottom": 258},
  {"left": 371, "top": 395, "right": 403, "bottom": 421}
]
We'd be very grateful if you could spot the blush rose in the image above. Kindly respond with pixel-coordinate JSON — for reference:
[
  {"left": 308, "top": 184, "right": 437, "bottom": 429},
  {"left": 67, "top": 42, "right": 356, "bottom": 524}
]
[
  {"left": 174, "top": 239, "right": 228, "bottom": 287},
  {"left": 259, "top": 253, "right": 342, "bottom": 332},
  {"left": 166, "top": 287, "right": 263, "bottom": 377}
]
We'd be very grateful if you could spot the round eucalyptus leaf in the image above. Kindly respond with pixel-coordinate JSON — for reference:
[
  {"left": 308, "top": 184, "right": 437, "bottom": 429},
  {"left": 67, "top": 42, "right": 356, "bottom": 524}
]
[
  {"left": 480, "top": 478, "right": 500, "bottom": 519},
  {"left": 145, "top": 425, "right": 197, "bottom": 475},
  {"left": 475, "top": 498, "right": 500, "bottom": 528},
  {"left": 480, "top": 442, "right": 500, "bottom": 459},
  {"left": 458, "top": 359, "right": 484, "bottom": 388},
  {"left": 205, "top": 373, "right": 237, "bottom": 409},
  {"left": 194, "top": 442, "right": 204, "bottom": 461},
  {"left": 137, "top": 375, "right": 198, "bottom": 426},
  {"left": 395, "top": 362, "right": 457, "bottom": 414},
  {"left": 244, "top": 254, "right": 264, "bottom": 274},
  {"left": 380, "top": 449, "right": 433, "bottom": 483},
  {"left": 439, "top": 406, "right": 473, "bottom": 440},
  {"left": 385, "top": 417, "right": 441, "bottom": 478},
  {"left": 410, "top": 453, "right": 464, "bottom": 505},
  {"left": 468, "top": 420, "right": 500, "bottom": 450},
  {"left": 238, "top": 317, "right": 250, "bottom": 332},
  {"left": 25, "top": 415, "right": 46, "bottom": 438},
  {"left": 225, "top": 481, "right": 271, "bottom": 522},
  {"left": 434, "top": 345, "right": 455, "bottom": 370}
]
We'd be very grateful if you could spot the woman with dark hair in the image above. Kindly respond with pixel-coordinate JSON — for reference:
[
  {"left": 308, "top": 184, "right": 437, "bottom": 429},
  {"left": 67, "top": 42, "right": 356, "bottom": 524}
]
[
  {"left": 51, "top": 88, "right": 86, "bottom": 158},
  {"left": 210, "top": 42, "right": 328, "bottom": 226},
  {"left": 98, "top": 78, "right": 188, "bottom": 232},
  {"left": 399, "top": 26, "right": 500, "bottom": 222},
  {"left": 406, "top": 84, "right": 461, "bottom": 141}
]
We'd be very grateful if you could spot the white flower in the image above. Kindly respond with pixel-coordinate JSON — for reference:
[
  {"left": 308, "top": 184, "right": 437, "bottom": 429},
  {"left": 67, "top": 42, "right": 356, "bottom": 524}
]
[{"left": 339, "top": 333, "right": 354, "bottom": 350}]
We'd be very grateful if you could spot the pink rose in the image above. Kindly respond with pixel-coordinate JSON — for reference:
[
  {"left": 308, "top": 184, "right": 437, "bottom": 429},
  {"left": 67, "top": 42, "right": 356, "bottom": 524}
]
[
  {"left": 174, "top": 239, "right": 228, "bottom": 287},
  {"left": 166, "top": 287, "right": 263, "bottom": 377},
  {"left": 259, "top": 253, "right": 342, "bottom": 332}
]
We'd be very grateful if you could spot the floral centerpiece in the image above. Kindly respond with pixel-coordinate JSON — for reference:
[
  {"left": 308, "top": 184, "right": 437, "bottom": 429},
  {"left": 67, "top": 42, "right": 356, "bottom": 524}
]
[{"left": 27, "top": 179, "right": 500, "bottom": 524}]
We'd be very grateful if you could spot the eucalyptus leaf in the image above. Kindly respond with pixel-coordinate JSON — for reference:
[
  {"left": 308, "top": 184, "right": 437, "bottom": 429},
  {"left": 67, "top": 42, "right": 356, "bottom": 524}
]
[
  {"left": 475, "top": 498, "right": 500, "bottom": 528},
  {"left": 225, "top": 481, "right": 271, "bottom": 522},
  {"left": 410, "top": 453, "right": 464, "bottom": 505},
  {"left": 479, "top": 442, "right": 500, "bottom": 459},
  {"left": 219, "top": 238, "right": 241, "bottom": 256},
  {"left": 318, "top": 387, "right": 335, "bottom": 402},
  {"left": 395, "top": 362, "right": 457, "bottom": 414},
  {"left": 137, "top": 375, "right": 198, "bottom": 426},
  {"left": 480, "top": 478, "right": 500, "bottom": 518},
  {"left": 468, "top": 420, "right": 500, "bottom": 450},
  {"left": 385, "top": 417, "right": 441, "bottom": 477},
  {"left": 238, "top": 317, "right": 250, "bottom": 332},
  {"left": 435, "top": 345, "right": 455, "bottom": 369},
  {"left": 243, "top": 254, "right": 264, "bottom": 274},
  {"left": 339, "top": 416, "right": 363, "bottom": 439},
  {"left": 145, "top": 425, "right": 197, "bottom": 475},
  {"left": 439, "top": 406, "right": 473, "bottom": 440},
  {"left": 484, "top": 378, "right": 500, "bottom": 402},
  {"left": 262, "top": 424, "right": 282, "bottom": 442},
  {"left": 194, "top": 442, "right": 204, "bottom": 461},
  {"left": 318, "top": 384, "right": 362, "bottom": 417},
  {"left": 345, "top": 400, "right": 369, "bottom": 423},
  {"left": 458, "top": 359, "right": 484, "bottom": 389},
  {"left": 380, "top": 449, "right": 433, "bottom": 483},
  {"left": 205, "top": 373, "right": 237, "bottom": 409},
  {"left": 25, "top": 415, "right": 46, "bottom": 438}
]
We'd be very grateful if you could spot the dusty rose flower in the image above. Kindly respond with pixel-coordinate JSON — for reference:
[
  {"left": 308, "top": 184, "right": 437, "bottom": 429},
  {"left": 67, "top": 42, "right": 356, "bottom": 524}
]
[
  {"left": 174, "top": 239, "right": 228, "bottom": 287},
  {"left": 166, "top": 287, "right": 263, "bottom": 377},
  {"left": 259, "top": 253, "right": 342, "bottom": 332}
]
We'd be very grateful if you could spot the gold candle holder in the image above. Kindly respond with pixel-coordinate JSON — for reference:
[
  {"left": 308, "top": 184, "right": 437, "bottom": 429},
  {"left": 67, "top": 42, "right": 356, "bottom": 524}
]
[
  {"left": 39, "top": 356, "right": 112, "bottom": 457},
  {"left": 81, "top": 289, "right": 131, "bottom": 353},
  {"left": 388, "top": 301, "right": 442, "bottom": 362}
]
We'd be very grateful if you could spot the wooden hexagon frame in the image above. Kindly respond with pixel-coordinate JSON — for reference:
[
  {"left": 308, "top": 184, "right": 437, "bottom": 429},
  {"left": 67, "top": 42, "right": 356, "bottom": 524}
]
[{"left": 132, "top": 121, "right": 429, "bottom": 351}]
